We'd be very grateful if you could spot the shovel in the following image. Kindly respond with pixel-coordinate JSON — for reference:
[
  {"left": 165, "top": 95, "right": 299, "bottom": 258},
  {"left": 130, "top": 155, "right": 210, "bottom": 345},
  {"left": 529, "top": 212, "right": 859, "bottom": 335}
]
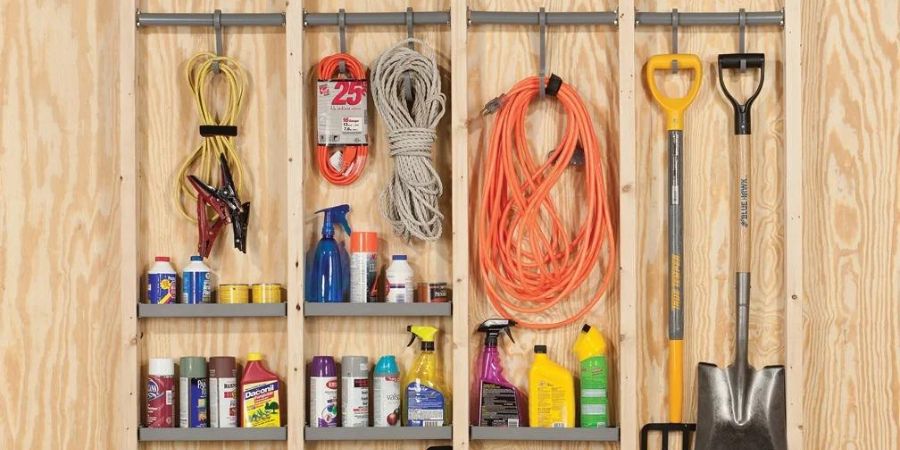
[
  {"left": 641, "top": 53, "right": 702, "bottom": 450},
  {"left": 695, "top": 53, "right": 786, "bottom": 450}
]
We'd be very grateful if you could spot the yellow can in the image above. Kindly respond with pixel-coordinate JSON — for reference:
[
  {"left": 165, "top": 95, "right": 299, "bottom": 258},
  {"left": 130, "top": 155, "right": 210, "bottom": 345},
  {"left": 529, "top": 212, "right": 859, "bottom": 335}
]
[
  {"left": 218, "top": 284, "right": 250, "bottom": 304},
  {"left": 251, "top": 283, "right": 283, "bottom": 304}
]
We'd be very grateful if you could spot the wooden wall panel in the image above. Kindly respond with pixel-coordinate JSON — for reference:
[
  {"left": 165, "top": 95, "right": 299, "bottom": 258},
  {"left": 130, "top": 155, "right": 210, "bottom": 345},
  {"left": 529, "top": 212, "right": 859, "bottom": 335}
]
[
  {"left": 634, "top": 3, "right": 786, "bottom": 448},
  {"left": 801, "top": 1, "right": 900, "bottom": 449},
  {"left": 135, "top": 1, "right": 288, "bottom": 449},
  {"left": 301, "top": 1, "right": 453, "bottom": 449},
  {"left": 2, "top": 0, "right": 900, "bottom": 449},
  {"left": 466, "top": 1, "right": 619, "bottom": 449},
  {"left": 0, "top": 1, "right": 121, "bottom": 449}
]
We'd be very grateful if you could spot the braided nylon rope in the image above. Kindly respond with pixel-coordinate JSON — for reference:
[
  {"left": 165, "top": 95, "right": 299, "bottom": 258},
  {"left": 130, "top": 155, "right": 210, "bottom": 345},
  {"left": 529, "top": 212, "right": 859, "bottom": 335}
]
[{"left": 370, "top": 39, "right": 446, "bottom": 241}]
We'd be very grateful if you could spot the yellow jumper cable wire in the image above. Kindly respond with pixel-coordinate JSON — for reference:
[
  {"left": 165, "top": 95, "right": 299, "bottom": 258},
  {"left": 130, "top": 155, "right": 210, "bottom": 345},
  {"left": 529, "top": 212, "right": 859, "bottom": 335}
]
[{"left": 174, "top": 52, "right": 248, "bottom": 223}]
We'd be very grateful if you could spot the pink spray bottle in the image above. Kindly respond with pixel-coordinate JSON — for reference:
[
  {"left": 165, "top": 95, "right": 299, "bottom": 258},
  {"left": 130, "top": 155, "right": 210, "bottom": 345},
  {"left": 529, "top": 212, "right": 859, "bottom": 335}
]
[{"left": 472, "top": 319, "right": 528, "bottom": 426}]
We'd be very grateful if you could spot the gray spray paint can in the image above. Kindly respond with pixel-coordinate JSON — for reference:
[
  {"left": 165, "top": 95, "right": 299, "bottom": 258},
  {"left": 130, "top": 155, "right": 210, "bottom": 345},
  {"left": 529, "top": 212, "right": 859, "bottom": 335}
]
[{"left": 341, "top": 356, "right": 370, "bottom": 427}]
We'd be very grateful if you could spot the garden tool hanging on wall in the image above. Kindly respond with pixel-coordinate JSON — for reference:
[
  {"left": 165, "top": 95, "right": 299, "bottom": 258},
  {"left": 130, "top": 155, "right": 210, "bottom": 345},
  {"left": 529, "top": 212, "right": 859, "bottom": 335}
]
[
  {"left": 641, "top": 52, "right": 702, "bottom": 450},
  {"left": 188, "top": 153, "right": 250, "bottom": 258},
  {"left": 694, "top": 51, "right": 787, "bottom": 450}
]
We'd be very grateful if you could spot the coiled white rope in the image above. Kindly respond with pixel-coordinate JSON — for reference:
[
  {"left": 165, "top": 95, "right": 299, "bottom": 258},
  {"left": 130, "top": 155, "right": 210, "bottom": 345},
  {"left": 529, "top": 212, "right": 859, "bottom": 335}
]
[{"left": 370, "top": 39, "right": 447, "bottom": 241}]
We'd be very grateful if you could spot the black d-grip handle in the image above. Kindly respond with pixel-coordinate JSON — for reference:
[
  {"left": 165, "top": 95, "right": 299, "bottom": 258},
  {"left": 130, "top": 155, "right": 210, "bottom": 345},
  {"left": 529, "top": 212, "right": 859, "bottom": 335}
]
[{"left": 718, "top": 53, "right": 765, "bottom": 135}]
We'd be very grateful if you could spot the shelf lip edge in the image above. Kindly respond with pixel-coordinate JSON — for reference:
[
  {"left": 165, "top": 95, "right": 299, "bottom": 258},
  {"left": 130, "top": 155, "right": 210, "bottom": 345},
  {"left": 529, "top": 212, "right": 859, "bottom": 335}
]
[
  {"left": 137, "top": 427, "right": 288, "bottom": 441},
  {"left": 303, "top": 302, "right": 452, "bottom": 317},
  {"left": 137, "top": 303, "right": 288, "bottom": 318},
  {"left": 303, "top": 426, "right": 453, "bottom": 441},
  {"left": 469, "top": 426, "right": 620, "bottom": 442}
]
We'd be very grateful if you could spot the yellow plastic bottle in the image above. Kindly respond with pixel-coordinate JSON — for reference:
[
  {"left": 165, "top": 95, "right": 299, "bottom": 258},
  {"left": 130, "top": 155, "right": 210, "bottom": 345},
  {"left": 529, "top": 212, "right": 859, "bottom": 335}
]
[
  {"left": 402, "top": 325, "right": 451, "bottom": 426},
  {"left": 528, "top": 344, "right": 575, "bottom": 428}
]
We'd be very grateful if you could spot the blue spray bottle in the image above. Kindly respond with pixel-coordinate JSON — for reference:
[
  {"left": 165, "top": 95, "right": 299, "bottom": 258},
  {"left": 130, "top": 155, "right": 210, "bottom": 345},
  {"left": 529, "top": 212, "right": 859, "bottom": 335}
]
[{"left": 305, "top": 204, "right": 351, "bottom": 302}]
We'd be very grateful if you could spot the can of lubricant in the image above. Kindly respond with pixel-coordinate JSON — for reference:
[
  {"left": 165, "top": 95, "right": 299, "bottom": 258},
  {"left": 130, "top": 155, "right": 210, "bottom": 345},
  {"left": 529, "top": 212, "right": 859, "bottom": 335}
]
[{"left": 146, "top": 358, "right": 175, "bottom": 427}]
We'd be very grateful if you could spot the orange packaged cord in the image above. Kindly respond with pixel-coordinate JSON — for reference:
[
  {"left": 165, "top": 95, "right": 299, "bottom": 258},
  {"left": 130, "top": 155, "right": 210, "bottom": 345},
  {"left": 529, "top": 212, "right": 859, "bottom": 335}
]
[
  {"left": 476, "top": 75, "right": 617, "bottom": 330},
  {"left": 316, "top": 53, "right": 369, "bottom": 185}
]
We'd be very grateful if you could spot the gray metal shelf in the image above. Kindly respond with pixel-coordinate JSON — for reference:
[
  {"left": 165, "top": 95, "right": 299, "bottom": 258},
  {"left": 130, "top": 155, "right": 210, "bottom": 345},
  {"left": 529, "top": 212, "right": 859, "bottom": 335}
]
[
  {"left": 137, "top": 303, "right": 287, "bottom": 318},
  {"left": 138, "top": 427, "right": 287, "bottom": 441},
  {"left": 303, "top": 302, "right": 451, "bottom": 317},
  {"left": 305, "top": 426, "right": 452, "bottom": 441},
  {"left": 470, "top": 426, "right": 620, "bottom": 441}
]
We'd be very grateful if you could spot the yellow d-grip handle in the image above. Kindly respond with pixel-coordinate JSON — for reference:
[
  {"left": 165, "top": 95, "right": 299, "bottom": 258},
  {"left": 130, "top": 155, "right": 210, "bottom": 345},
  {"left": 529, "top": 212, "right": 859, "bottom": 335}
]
[
  {"left": 646, "top": 54, "right": 703, "bottom": 131},
  {"left": 668, "top": 339, "right": 684, "bottom": 422}
]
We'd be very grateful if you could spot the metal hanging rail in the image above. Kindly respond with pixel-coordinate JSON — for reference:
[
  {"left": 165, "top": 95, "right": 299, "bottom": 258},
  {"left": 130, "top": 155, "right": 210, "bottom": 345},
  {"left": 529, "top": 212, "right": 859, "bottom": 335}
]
[
  {"left": 635, "top": 10, "right": 784, "bottom": 27},
  {"left": 136, "top": 11, "right": 285, "bottom": 27},
  {"left": 303, "top": 11, "right": 451, "bottom": 27},
  {"left": 468, "top": 10, "right": 618, "bottom": 26}
]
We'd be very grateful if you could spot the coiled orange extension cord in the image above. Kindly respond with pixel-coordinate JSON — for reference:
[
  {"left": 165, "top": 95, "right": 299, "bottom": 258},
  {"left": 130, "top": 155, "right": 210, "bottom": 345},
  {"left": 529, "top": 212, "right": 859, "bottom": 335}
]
[
  {"left": 477, "top": 76, "right": 617, "bottom": 329},
  {"left": 316, "top": 53, "right": 368, "bottom": 185}
]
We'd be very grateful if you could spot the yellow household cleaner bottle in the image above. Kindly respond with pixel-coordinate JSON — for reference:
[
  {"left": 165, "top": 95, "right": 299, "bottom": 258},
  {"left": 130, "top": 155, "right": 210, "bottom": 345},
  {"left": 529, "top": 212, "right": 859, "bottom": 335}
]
[
  {"left": 403, "top": 325, "right": 451, "bottom": 426},
  {"left": 528, "top": 345, "right": 575, "bottom": 428},
  {"left": 573, "top": 324, "right": 610, "bottom": 427}
]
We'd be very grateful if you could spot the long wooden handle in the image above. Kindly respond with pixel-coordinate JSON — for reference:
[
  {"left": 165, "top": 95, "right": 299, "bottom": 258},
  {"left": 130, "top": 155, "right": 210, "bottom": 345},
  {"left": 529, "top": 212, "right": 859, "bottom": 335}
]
[{"left": 736, "top": 134, "right": 751, "bottom": 273}]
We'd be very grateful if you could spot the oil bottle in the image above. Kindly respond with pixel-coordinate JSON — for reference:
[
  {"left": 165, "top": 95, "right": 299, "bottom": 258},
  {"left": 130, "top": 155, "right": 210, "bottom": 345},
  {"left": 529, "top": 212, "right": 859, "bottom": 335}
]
[
  {"left": 528, "top": 345, "right": 575, "bottom": 428},
  {"left": 403, "top": 325, "right": 451, "bottom": 426}
]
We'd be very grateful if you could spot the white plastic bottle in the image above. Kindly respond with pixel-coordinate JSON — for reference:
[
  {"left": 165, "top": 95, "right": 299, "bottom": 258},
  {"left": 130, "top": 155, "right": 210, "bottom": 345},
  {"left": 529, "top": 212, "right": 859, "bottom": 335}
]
[
  {"left": 147, "top": 257, "right": 177, "bottom": 304},
  {"left": 385, "top": 255, "right": 414, "bottom": 303},
  {"left": 181, "top": 255, "right": 214, "bottom": 304}
]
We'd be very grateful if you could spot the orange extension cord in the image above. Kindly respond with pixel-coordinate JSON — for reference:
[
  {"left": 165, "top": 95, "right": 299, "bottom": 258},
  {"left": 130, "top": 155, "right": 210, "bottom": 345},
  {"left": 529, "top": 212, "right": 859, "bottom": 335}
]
[
  {"left": 317, "top": 53, "right": 368, "bottom": 185},
  {"left": 477, "top": 76, "right": 617, "bottom": 330}
]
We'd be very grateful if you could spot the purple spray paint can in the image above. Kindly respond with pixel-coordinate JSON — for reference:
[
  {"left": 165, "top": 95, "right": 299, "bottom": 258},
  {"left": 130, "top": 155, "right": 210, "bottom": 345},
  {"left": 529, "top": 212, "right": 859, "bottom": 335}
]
[{"left": 309, "top": 356, "right": 338, "bottom": 427}]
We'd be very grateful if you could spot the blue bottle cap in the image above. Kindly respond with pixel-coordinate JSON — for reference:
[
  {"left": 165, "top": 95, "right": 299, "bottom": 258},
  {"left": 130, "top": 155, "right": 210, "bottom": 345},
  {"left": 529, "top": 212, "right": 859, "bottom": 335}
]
[
  {"left": 190, "top": 255, "right": 203, "bottom": 261},
  {"left": 392, "top": 255, "right": 407, "bottom": 261},
  {"left": 374, "top": 355, "right": 399, "bottom": 375}
]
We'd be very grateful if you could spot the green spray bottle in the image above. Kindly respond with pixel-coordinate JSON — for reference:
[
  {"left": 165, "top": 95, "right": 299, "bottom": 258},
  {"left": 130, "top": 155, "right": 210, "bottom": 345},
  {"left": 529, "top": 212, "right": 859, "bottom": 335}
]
[{"left": 572, "top": 324, "right": 610, "bottom": 427}]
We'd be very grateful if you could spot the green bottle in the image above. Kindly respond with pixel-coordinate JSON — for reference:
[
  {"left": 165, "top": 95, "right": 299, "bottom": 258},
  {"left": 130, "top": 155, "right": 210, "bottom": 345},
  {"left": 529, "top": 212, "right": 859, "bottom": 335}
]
[{"left": 572, "top": 324, "right": 609, "bottom": 427}]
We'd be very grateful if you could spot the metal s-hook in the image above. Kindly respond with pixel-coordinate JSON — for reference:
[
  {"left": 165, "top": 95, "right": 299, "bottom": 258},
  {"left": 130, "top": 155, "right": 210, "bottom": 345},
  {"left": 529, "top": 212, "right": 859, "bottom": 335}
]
[
  {"left": 738, "top": 8, "right": 747, "bottom": 72},
  {"left": 403, "top": 7, "right": 414, "bottom": 102},
  {"left": 337, "top": 8, "right": 347, "bottom": 74},
  {"left": 213, "top": 9, "right": 224, "bottom": 73},
  {"left": 670, "top": 8, "right": 679, "bottom": 73},
  {"left": 539, "top": 7, "right": 547, "bottom": 99}
]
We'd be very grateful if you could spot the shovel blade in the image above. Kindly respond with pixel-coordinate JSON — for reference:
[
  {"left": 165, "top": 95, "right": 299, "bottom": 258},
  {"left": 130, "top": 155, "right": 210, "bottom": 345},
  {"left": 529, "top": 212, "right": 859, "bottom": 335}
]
[{"left": 696, "top": 363, "right": 787, "bottom": 450}]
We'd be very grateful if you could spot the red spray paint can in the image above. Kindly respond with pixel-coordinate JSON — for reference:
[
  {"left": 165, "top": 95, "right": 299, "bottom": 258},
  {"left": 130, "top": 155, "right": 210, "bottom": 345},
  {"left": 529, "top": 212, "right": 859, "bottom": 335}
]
[{"left": 146, "top": 358, "right": 175, "bottom": 427}]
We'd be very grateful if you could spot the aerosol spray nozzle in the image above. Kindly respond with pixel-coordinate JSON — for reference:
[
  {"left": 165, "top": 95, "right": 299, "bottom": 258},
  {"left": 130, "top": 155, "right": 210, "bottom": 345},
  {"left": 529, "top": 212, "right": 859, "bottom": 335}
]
[{"left": 477, "top": 318, "right": 517, "bottom": 347}]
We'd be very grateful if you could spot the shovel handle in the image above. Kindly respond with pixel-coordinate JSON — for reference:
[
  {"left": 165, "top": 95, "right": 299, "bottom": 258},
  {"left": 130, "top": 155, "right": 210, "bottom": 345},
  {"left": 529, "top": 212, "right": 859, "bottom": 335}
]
[
  {"left": 737, "top": 135, "right": 751, "bottom": 273},
  {"left": 668, "top": 339, "right": 684, "bottom": 422},
  {"left": 646, "top": 54, "right": 703, "bottom": 131}
]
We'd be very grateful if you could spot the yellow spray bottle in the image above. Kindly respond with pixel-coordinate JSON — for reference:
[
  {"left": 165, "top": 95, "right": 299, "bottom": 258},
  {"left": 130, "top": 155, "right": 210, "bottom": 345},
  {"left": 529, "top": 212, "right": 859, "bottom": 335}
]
[
  {"left": 573, "top": 324, "right": 610, "bottom": 427},
  {"left": 403, "top": 325, "right": 451, "bottom": 426}
]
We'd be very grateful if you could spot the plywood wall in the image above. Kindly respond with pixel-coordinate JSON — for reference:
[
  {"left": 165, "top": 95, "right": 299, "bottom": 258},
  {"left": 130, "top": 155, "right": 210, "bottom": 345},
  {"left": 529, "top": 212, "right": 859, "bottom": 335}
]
[{"left": 1, "top": 1, "right": 899, "bottom": 450}]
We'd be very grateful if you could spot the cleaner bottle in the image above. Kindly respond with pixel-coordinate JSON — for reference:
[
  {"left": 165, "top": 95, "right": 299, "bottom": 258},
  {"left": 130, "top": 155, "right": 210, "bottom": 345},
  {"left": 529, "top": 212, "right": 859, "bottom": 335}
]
[
  {"left": 373, "top": 355, "right": 401, "bottom": 427},
  {"left": 385, "top": 255, "right": 414, "bottom": 303},
  {"left": 147, "top": 256, "right": 177, "bottom": 304},
  {"left": 573, "top": 324, "right": 610, "bottom": 427},
  {"left": 181, "top": 255, "right": 214, "bottom": 304},
  {"left": 240, "top": 352, "right": 281, "bottom": 427},
  {"left": 528, "top": 345, "right": 575, "bottom": 428},
  {"left": 306, "top": 205, "right": 351, "bottom": 302},
  {"left": 403, "top": 325, "right": 451, "bottom": 426},
  {"left": 309, "top": 356, "right": 338, "bottom": 427},
  {"left": 341, "top": 356, "right": 370, "bottom": 427},
  {"left": 472, "top": 319, "right": 527, "bottom": 427}
]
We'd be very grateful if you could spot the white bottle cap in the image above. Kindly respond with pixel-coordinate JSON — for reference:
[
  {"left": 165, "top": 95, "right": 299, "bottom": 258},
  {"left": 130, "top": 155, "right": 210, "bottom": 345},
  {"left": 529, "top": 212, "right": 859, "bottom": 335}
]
[{"left": 148, "top": 358, "right": 175, "bottom": 376}]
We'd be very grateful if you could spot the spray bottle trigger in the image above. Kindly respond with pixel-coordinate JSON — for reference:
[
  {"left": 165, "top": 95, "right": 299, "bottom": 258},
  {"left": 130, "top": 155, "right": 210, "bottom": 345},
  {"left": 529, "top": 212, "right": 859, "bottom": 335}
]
[
  {"left": 406, "top": 325, "right": 417, "bottom": 347},
  {"left": 505, "top": 326, "right": 516, "bottom": 343}
]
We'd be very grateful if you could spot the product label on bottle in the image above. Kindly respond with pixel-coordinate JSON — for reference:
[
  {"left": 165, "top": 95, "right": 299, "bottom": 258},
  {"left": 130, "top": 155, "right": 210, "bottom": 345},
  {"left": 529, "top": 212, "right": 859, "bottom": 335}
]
[
  {"left": 479, "top": 382, "right": 521, "bottom": 427},
  {"left": 179, "top": 377, "right": 208, "bottom": 428},
  {"left": 349, "top": 253, "right": 376, "bottom": 303},
  {"left": 373, "top": 375, "right": 401, "bottom": 426},
  {"left": 148, "top": 273, "right": 176, "bottom": 304},
  {"left": 580, "top": 356, "right": 609, "bottom": 427},
  {"left": 310, "top": 376, "right": 338, "bottom": 427},
  {"left": 533, "top": 380, "right": 570, "bottom": 428},
  {"left": 242, "top": 380, "right": 280, "bottom": 428},
  {"left": 406, "top": 383, "right": 445, "bottom": 427},
  {"left": 209, "top": 377, "right": 238, "bottom": 428},
  {"left": 181, "top": 271, "right": 212, "bottom": 304},
  {"left": 146, "top": 375, "right": 174, "bottom": 427},
  {"left": 317, "top": 80, "right": 368, "bottom": 146},
  {"left": 386, "top": 283, "right": 413, "bottom": 303},
  {"left": 341, "top": 376, "right": 370, "bottom": 427}
]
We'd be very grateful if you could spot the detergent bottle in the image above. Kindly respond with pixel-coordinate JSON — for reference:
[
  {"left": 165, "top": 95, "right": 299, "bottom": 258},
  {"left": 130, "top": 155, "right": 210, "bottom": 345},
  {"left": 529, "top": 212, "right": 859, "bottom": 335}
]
[
  {"left": 403, "top": 325, "right": 450, "bottom": 426},
  {"left": 472, "top": 319, "right": 527, "bottom": 427},
  {"left": 573, "top": 324, "right": 610, "bottom": 427},
  {"left": 528, "top": 345, "right": 575, "bottom": 428},
  {"left": 305, "top": 205, "right": 351, "bottom": 302}
]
